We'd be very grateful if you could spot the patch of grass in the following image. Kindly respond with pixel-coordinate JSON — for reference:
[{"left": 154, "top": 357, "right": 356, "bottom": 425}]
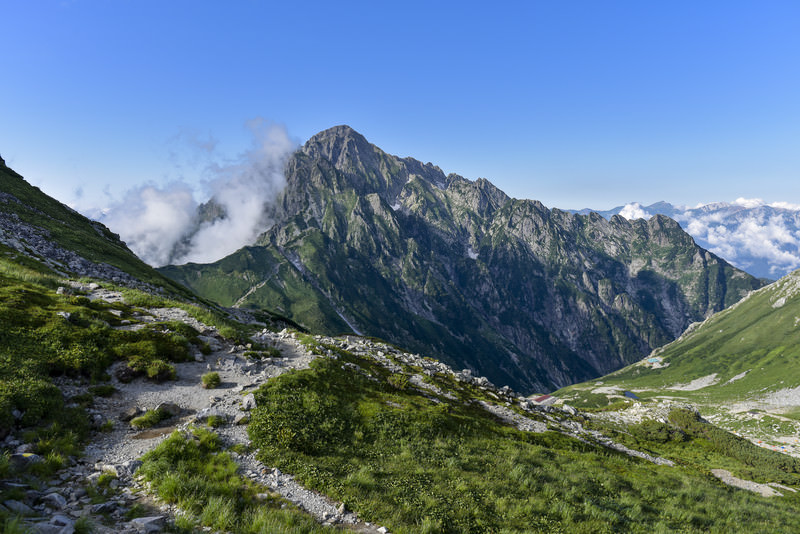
[
  {"left": 99, "top": 420, "right": 114, "bottom": 432},
  {"left": 206, "top": 415, "right": 226, "bottom": 428},
  {"left": 138, "top": 427, "right": 337, "bottom": 533},
  {"left": 130, "top": 408, "right": 173, "bottom": 430},
  {"left": 97, "top": 470, "right": 118, "bottom": 488},
  {"left": 74, "top": 516, "right": 95, "bottom": 534},
  {"left": 387, "top": 373, "right": 410, "bottom": 390},
  {"left": 70, "top": 392, "right": 95, "bottom": 408},
  {"left": 0, "top": 516, "right": 28, "bottom": 534},
  {"left": 124, "top": 503, "right": 150, "bottom": 520},
  {"left": 202, "top": 372, "right": 221, "bottom": 389},
  {"left": 244, "top": 347, "right": 281, "bottom": 360}
]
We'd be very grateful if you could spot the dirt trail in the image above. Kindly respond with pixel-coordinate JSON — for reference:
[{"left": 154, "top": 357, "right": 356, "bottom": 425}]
[{"left": 66, "top": 290, "right": 388, "bottom": 533}]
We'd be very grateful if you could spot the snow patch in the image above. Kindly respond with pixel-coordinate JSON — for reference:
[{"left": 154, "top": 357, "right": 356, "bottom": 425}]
[
  {"left": 668, "top": 373, "right": 719, "bottom": 391},
  {"left": 467, "top": 247, "right": 479, "bottom": 260},
  {"left": 725, "top": 370, "right": 749, "bottom": 385},
  {"left": 334, "top": 309, "right": 363, "bottom": 336},
  {"left": 591, "top": 386, "right": 622, "bottom": 395}
]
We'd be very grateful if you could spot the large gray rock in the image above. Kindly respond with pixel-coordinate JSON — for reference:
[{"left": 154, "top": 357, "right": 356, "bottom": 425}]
[
  {"left": 9, "top": 452, "right": 43, "bottom": 471},
  {"left": 241, "top": 393, "right": 257, "bottom": 410},
  {"left": 41, "top": 491, "right": 68, "bottom": 510},
  {"left": 4, "top": 499, "right": 34, "bottom": 515},
  {"left": 120, "top": 406, "right": 144, "bottom": 422}
]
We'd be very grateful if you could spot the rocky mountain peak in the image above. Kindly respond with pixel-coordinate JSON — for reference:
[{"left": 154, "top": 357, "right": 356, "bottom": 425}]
[{"left": 302, "top": 125, "right": 376, "bottom": 170}]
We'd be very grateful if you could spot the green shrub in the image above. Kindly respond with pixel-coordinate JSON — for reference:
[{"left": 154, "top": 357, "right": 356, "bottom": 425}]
[
  {"left": 206, "top": 415, "right": 226, "bottom": 428},
  {"left": 387, "top": 373, "right": 409, "bottom": 390},
  {"left": 202, "top": 372, "right": 221, "bottom": 389},
  {"left": 138, "top": 428, "right": 334, "bottom": 534},
  {"left": 629, "top": 420, "right": 687, "bottom": 444},
  {"left": 73, "top": 516, "right": 95, "bottom": 534},
  {"left": 97, "top": 470, "right": 117, "bottom": 488},
  {"left": 70, "top": 392, "right": 94, "bottom": 408},
  {"left": 130, "top": 409, "right": 173, "bottom": 430},
  {"left": 244, "top": 347, "right": 281, "bottom": 360}
]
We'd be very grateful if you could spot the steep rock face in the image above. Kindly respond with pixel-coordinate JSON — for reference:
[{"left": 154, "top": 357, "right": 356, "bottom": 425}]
[{"left": 162, "top": 126, "right": 764, "bottom": 393}]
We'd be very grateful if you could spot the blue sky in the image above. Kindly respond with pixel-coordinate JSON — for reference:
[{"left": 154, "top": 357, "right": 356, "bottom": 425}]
[{"left": 2, "top": 1, "right": 800, "bottom": 211}]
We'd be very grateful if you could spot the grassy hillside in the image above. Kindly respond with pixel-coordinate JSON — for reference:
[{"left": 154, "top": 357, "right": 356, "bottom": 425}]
[
  {"left": 557, "top": 269, "right": 800, "bottom": 452},
  {"left": 0, "top": 160, "right": 193, "bottom": 296},
  {"left": 243, "top": 335, "right": 800, "bottom": 533},
  {"left": 158, "top": 245, "right": 352, "bottom": 335}
]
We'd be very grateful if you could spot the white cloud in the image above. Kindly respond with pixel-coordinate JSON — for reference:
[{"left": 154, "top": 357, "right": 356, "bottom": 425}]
[
  {"left": 618, "top": 202, "right": 652, "bottom": 220},
  {"left": 100, "top": 119, "right": 297, "bottom": 266},
  {"left": 102, "top": 183, "right": 198, "bottom": 266},
  {"left": 769, "top": 201, "right": 800, "bottom": 210},
  {"left": 732, "top": 197, "right": 766, "bottom": 209},
  {"left": 175, "top": 119, "right": 295, "bottom": 264},
  {"left": 684, "top": 211, "right": 800, "bottom": 277}
]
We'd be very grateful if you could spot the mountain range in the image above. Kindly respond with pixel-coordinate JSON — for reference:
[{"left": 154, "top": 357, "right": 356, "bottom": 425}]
[
  {"left": 573, "top": 200, "right": 800, "bottom": 280},
  {"left": 160, "top": 126, "right": 764, "bottom": 394},
  {"left": 5, "top": 143, "right": 800, "bottom": 532}
]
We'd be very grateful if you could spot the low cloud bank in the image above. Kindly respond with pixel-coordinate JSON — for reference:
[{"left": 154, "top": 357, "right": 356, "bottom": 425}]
[{"left": 100, "top": 120, "right": 297, "bottom": 266}]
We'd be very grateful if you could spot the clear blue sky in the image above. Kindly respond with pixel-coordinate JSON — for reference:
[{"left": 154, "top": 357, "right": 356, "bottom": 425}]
[{"left": 2, "top": 0, "right": 799, "bottom": 211}]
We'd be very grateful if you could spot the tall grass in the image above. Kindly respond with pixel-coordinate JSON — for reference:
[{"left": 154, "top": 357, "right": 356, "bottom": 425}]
[
  {"left": 138, "top": 428, "right": 337, "bottom": 533},
  {"left": 248, "top": 349, "right": 800, "bottom": 533}
]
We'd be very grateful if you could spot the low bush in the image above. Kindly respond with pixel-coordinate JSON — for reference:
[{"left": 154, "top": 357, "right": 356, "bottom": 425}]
[
  {"left": 131, "top": 409, "right": 173, "bottom": 430},
  {"left": 202, "top": 372, "right": 221, "bottom": 389},
  {"left": 206, "top": 415, "right": 226, "bottom": 428}
]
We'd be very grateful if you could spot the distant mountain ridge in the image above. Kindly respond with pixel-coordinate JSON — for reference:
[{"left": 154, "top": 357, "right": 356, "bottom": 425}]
[
  {"left": 558, "top": 266, "right": 800, "bottom": 453},
  {"left": 0, "top": 156, "right": 190, "bottom": 295},
  {"left": 160, "top": 126, "right": 764, "bottom": 393},
  {"left": 573, "top": 201, "right": 800, "bottom": 280}
]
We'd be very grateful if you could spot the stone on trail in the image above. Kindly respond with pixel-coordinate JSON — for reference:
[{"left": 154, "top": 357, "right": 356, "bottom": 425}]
[
  {"left": 41, "top": 491, "right": 68, "bottom": 509},
  {"left": 241, "top": 393, "right": 257, "bottom": 410},
  {"left": 9, "top": 452, "right": 43, "bottom": 471},
  {"left": 130, "top": 515, "right": 166, "bottom": 533}
]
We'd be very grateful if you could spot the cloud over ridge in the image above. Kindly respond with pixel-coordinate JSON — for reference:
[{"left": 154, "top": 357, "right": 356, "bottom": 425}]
[{"left": 100, "top": 120, "right": 297, "bottom": 267}]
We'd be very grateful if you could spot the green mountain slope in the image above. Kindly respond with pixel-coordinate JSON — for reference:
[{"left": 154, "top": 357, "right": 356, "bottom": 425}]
[
  {"left": 0, "top": 157, "right": 192, "bottom": 295},
  {"left": 558, "top": 269, "right": 800, "bottom": 452},
  {"left": 162, "top": 126, "right": 764, "bottom": 394}
]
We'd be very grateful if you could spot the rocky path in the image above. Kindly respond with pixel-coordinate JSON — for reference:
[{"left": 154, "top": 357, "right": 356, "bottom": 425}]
[{"left": 9, "top": 290, "right": 389, "bottom": 534}]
